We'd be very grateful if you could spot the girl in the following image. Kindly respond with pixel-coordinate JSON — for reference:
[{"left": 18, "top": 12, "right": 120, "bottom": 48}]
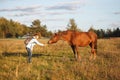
[{"left": 25, "top": 34, "right": 45, "bottom": 63}]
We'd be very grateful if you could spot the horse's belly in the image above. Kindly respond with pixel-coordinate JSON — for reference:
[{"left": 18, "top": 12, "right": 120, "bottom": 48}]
[
  {"left": 79, "top": 41, "right": 90, "bottom": 46},
  {"left": 71, "top": 34, "right": 92, "bottom": 46},
  {"left": 73, "top": 38, "right": 91, "bottom": 46}
]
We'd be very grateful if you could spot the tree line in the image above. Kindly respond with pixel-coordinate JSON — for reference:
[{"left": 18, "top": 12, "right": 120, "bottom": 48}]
[
  {"left": 0, "top": 17, "right": 120, "bottom": 38},
  {"left": 94, "top": 28, "right": 120, "bottom": 38},
  {"left": 66, "top": 19, "right": 120, "bottom": 39},
  {"left": 0, "top": 17, "right": 52, "bottom": 38}
]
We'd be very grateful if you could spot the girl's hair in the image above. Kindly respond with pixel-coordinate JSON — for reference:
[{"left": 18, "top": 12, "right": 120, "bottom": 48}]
[{"left": 33, "top": 33, "right": 39, "bottom": 36}]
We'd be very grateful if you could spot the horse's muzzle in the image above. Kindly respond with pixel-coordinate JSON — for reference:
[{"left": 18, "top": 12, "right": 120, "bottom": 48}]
[{"left": 48, "top": 40, "right": 51, "bottom": 44}]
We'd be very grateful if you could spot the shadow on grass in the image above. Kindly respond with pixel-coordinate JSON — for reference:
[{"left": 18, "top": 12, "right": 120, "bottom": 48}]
[
  {"left": 2, "top": 52, "right": 27, "bottom": 57},
  {"left": 2, "top": 52, "right": 63, "bottom": 58}
]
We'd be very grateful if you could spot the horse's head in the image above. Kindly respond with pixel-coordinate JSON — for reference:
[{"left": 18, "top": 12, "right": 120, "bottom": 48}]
[
  {"left": 48, "top": 33, "right": 61, "bottom": 44},
  {"left": 48, "top": 30, "right": 71, "bottom": 44}
]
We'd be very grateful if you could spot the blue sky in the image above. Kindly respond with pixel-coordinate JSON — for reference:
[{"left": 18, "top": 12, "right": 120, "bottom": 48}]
[{"left": 0, "top": 0, "right": 120, "bottom": 31}]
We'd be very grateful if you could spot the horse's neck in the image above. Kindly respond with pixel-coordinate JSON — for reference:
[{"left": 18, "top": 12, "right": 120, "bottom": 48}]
[{"left": 61, "top": 31, "right": 72, "bottom": 42}]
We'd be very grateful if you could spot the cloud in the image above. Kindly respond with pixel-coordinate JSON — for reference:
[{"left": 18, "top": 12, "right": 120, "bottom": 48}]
[
  {"left": 45, "top": 11, "right": 76, "bottom": 16},
  {"left": 114, "top": 11, "right": 120, "bottom": 15},
  {"left": 0, "top": 5, "right": 42, "bottom": 12},
  {"left": 12, "top": 12, "right": 42, "bottom": 17},
  {"left": 43, "top": 18, "right": 66, "bottom": 22},
  {"left": 1, "top": 1, "right": 84, "bottom": 18},
  {"left": 46, "top": 5, "right": 77, "bottom": 10},
  {"left": 46, "top": 1, "right": 83, "bottom": 11},
  {"left": 10, "top": 9, "right": 76, "bottom": 17},
  {"left": 0, "top": 5, "right": 43, "bottom": 17}
]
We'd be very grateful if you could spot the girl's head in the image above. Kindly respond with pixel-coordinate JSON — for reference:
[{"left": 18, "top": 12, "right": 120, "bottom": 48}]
[{"left": 33, "top": 33, "right": 39, "bottom": 39}]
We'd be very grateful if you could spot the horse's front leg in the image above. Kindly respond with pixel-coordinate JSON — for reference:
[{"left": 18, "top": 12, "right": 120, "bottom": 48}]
[
  {"left": 75, "top": 46, "right": 81, "bottom": 61},
  {"left": 71, "top": 45, "right": 77, "bottom": 60}
]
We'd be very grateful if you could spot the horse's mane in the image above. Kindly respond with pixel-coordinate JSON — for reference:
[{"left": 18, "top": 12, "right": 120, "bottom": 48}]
[{"left": 61, "top": 30, "right": 80, "bottom": 34}]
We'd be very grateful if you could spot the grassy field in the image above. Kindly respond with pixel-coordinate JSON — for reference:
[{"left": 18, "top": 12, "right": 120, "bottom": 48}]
[{"left": 0, "top": 38, "right": 120, "bottom": 80}]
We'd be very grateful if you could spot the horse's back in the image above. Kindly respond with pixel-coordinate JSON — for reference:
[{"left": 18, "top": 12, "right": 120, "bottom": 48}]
[
  {"left": 68, "top": 30, "right": 97, "bottom": 41},
  {"left": 70, "top": 31, "right": 92, "bottom": 46}
]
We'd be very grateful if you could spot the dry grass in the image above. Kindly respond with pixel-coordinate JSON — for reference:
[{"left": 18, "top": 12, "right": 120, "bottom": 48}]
[{"left": 0, "top": 38, "right": 120, "bottom": 80}]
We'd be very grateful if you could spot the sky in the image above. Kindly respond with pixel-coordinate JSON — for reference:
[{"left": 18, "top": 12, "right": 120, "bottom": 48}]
[{"left": 0, "top": 0, "right": 120, "bottom": 31}]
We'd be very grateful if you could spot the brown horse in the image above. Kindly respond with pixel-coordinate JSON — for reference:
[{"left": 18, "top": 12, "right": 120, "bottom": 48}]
[{"left": 48, "top": 30, "right": 97, "bottom": 61}]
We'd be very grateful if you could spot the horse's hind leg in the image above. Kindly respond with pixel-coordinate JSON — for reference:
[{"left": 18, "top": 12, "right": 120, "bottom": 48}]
[
  {"left": 89, "top": 43, "right": 93, "bottom": 60},
  {"left": 92, "top": 47, "right": 96, "bottom": 60},
  {"left": 89, "top": 42, "right": 96, "bottom": 60}
]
